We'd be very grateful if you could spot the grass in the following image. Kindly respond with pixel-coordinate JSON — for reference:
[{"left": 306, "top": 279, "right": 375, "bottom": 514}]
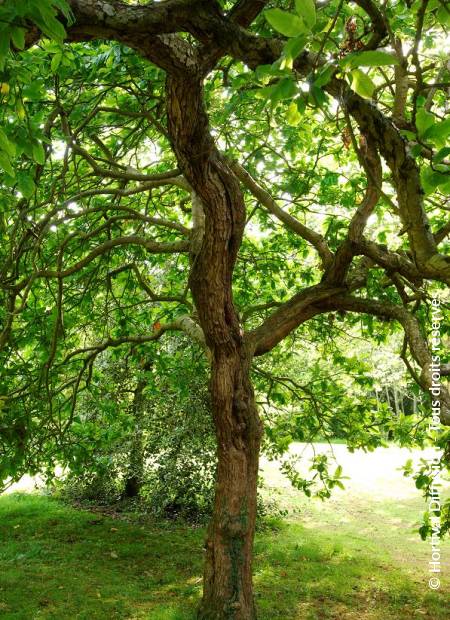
[
  {"left": 0, "top": 489, "right": 448, "bottom": 619},
  {"left": 0, "top": 493, "right": 203, "bottom": 619}
]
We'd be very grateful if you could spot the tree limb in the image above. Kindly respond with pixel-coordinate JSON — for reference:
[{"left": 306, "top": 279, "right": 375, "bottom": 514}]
[{"left": 231, "top": 160, "right": 333, "bottom": 269}]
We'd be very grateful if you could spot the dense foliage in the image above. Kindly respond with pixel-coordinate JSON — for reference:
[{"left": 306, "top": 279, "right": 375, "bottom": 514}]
[{"left": 57, "top": 339, "right": 218, "bottom": 521}]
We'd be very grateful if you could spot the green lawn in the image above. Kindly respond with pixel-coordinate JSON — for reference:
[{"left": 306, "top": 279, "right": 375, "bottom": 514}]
[{"left": 0, "top": 490, "right": 448, "bottom": 619}]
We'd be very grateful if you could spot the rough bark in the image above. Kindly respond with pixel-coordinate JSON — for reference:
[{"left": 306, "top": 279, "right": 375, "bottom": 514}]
[
  {"left": 165, "top": 66, "right": 262, "bottom": 619},
  {"left": 199, "top": 348, "right": 262, "bottom": 620}
]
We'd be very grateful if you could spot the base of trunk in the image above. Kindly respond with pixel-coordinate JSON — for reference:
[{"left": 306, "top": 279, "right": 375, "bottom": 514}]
[
  {"left": 197, "top": 599, "right": 257, "bottom": 620},
  {"left": 122, "top": 476, "right": 141, "bottom": 499}
]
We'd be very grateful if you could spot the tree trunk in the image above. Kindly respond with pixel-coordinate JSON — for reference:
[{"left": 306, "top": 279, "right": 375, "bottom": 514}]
[
  {"left": 199, "top": 350, "right": 262, "bottom": 620},
  {"left": 122, "top": 377, "right": 146, "bottom": 500},
  {"left": 164, "top": 67, "right": 262, "bottom": 618}
]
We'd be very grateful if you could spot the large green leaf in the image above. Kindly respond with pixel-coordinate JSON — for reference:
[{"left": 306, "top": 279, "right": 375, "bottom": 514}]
[
  {"left": 51, "top": 51, "right": 63, "bottom": 73},
  {"left": 295, "top": 0, "right": 316, "bottom": 29},
  {"left": 421, "top": 166, "right": 450, "bottom": 195},
  {"left": 423, "top": 117, "right": 450, "bottom": 146},
  {"left": 0, "top": 128, "right": 16, "bottom": 158},
  {"left": 437, "top": 5, "right": 450, "bottom": 27},
  {"left": 349, "top": 69, "right": 375, "bottom": 99},
  {"left": 314, "top": 64, "right": 336, "bottom": 87},
  {"left": 286, "top": 101, "right": 302, "bottom": 126},
  {"left": 265, "top": 9, "right": 308, "bottom": 37},
  {"left": 28, "top": 3, "right": 67, "bottom": 42},
  {"left": 282, "top": 35, "right": 307, "bottom": 68},
  {"left": 272, "top": 77, "right": 297, "bottom": 102},
  {"left": 0, "top": 151, "right": 14, "bottom": 177},
  {"left": 416, "top": 108, "right": 435, "bottom": 138},
  {"left": 17, "top": 172, "right": 36, "bottom": 199},
  {"left": 433, "top": 147, "right": 450, "bottom": 164},
  {"left": 32, "top": 142, "right": 46, "bottom": 165},
  {"left": 11, "top": 27, "right": 26, "bottom": 50},
  {"left": 341, "top": 51, "right": 399, "bottom": 70}
]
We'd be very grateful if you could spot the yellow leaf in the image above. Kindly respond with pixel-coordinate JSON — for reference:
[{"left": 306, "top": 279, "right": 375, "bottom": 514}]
[
  {"left": 287, "top": 101, "right": 302, "bottom": 126},
  {"left": 16, "top": 102, "right": 26, "bottom": 120}
]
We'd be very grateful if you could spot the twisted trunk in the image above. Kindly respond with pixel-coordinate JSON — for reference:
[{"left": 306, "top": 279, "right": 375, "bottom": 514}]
[
  {"left": 199, "top": 349, "right": 261, "bottom": 620},
  {"left": 166, "top": 68, "right": 261, "bottom": 619}
]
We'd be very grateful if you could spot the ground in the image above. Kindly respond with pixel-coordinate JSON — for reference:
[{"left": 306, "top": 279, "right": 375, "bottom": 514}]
[{"left": 0, "top": 444, "right": 449, "bottom": 619}]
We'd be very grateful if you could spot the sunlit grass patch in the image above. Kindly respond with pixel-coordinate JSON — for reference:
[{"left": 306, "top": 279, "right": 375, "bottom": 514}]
[{"left": 0, "top": 492, "right": 448, "bottom": 619}]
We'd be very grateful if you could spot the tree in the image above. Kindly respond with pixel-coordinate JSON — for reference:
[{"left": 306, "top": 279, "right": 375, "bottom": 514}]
[
  {"left": 56, "top": 337, "right": 217, "bottom": 520},
  {"left": 0, "top": 1, "right": 449, "bottom": 618}
]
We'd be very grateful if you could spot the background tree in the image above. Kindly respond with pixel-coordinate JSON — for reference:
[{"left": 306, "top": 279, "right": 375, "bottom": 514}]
[
  {"left": 0, "top": 1, "right": 449, "bottom": 619},
  {"left": 57, "top": 337, "right": 218, "bottom": 521}
]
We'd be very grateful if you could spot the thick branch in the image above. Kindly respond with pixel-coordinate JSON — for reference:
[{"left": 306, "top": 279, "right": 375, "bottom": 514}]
[
  {"left": 248, "top": 284, "right": 346, "bottom": 355},
  {"left": 352, "top": 0, "right": 388, "bottom": 50},
  {"left": 231, "top": 161, "right": 333, "bottom": 269},
  {"left": 64, "top": 314, "right": 206, "bottom": 363},
  {"left": 352, "top": 238, "right": 423, "bottom": 284},
  {"left": 324, "top": 133, "right": 382, "bottom": 285}
]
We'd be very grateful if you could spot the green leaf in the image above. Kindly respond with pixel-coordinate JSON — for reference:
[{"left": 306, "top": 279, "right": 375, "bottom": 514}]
[
  {"left": 51, "top": 52, "right": 63, "bottom": 73},
  {"left": 349, "top": 69, "right": 375, "bottom": 99},
  {"left": 409, "top": 143, "right": 422, "bottom": 158},
  {"left": 22, "top": 81, "right": 44, "bottom": 101},
  {"left": 416, "top": 108, "right": 435, "bottom": 138},
  {"left": 309, "top": 83, "right": 328, "bottom": 108},
  {"left": 255, "top": 64, "right": 276, "bottom": 81},
  {"left": 257, "top": 77, "right": 298, "bottom": 104},
  {"left": 0, "top": 128, "right": 16, "bottom": 158},
  {"left": 265, "top": 9, "right": 308, "bottom": 37},
  {"left": 11, "top": 27, "right": 26, "bottom": 50},
  {"left": 255, "top": 84, "right": 277, "bottom": 100},
  {"left": 423, "top": 117, "right": 450, "bottom": 145},
  {"left": 421, "top": 167, "right": 450, "bottom": 195},
  {"left": 295, "top": 0, "right": 316, "bottom": 29},
  {"left": 0, "top": 28, "right": 10, "bottom": 70},
  {"left": 341, "top": 51, "right": 399, "bottom": 70},
  {"left": 314, "top": 63, "right": 336, "bottom": 87},
  {"left": 437, "top": 5, "right": 450, "bottom": 27},
  {"left": 286, "top": 101, "right": 302, "bottom": 126},
  {"left": 32, "top": 142, "right": 46, "bottom": 165},
  {"left": 28, "top": 4, "right": 67, "bottom": 42},
  {"left": 0, "top": 151, "right": 15, "bottom": 178},
  {"left": 272, "top": 77, "right": 297, "bottom": 102},
  {"left": 53, "top": 0, "right": 74, "bottom": 23},
  {"left": 399, "top": 130, "right": 416, "bottom": 141},
  {"left": 17, "top": 172, "right": 36, "bottom": 199},
  {"left": 433, "top": 147, "right": 450, "bottom": 164},
  {"left": 283, "top": 35, "right": 306, "bottom": 67}
]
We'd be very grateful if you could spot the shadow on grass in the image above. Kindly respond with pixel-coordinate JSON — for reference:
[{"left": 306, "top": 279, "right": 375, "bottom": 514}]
[{"left": 0, "top": 494, "right": 447, "bottom": 619}]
